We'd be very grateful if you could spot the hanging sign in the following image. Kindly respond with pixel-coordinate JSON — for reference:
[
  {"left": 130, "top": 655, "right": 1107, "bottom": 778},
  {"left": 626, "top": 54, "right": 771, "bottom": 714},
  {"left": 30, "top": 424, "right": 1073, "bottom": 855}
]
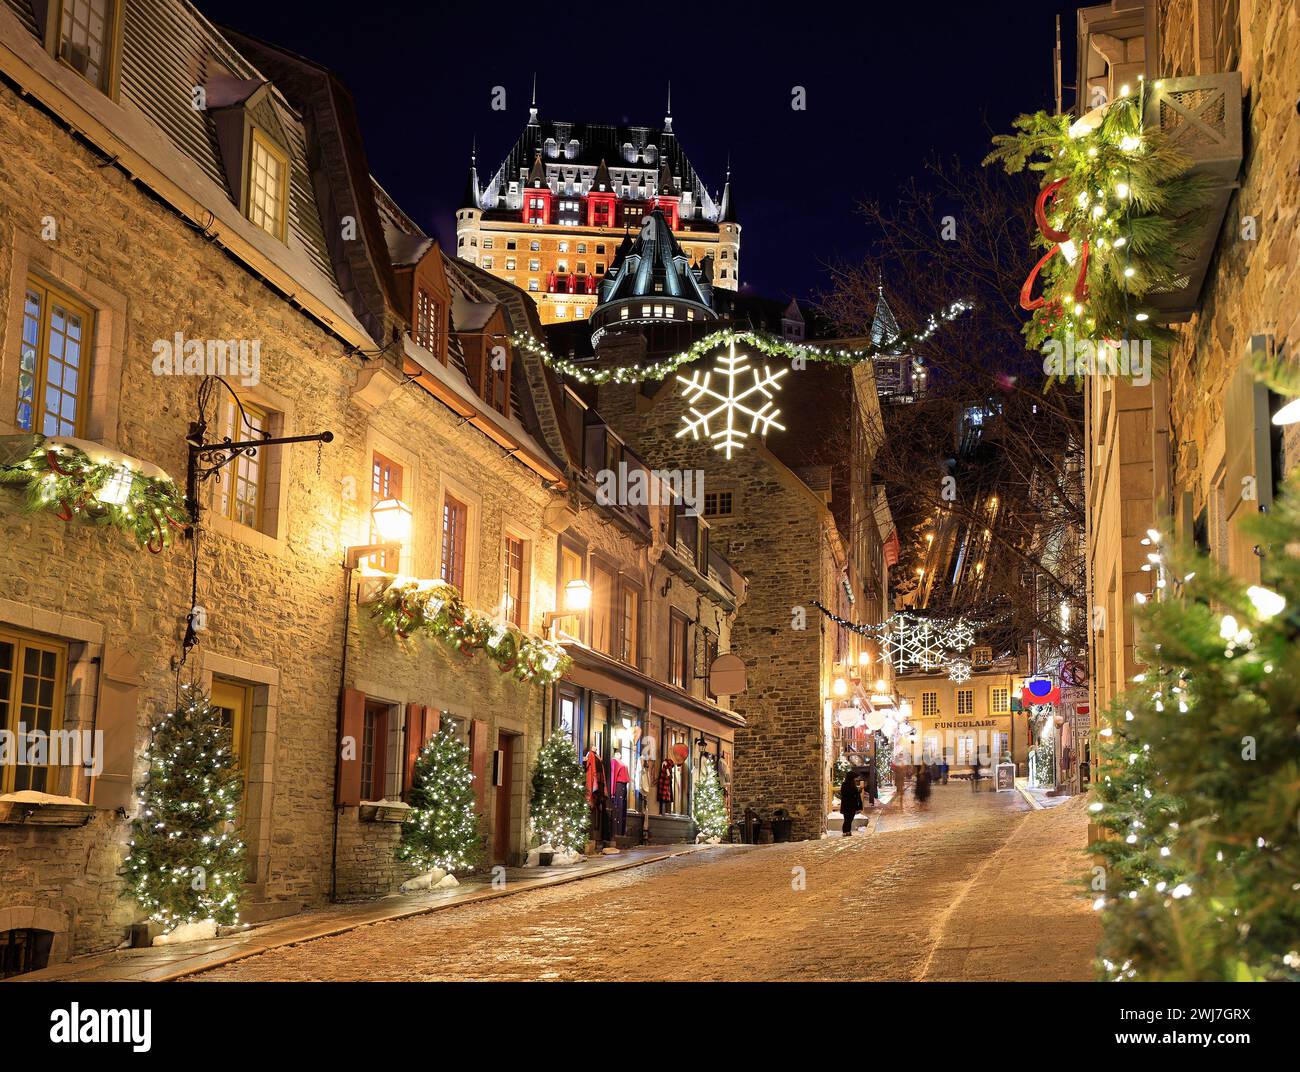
[{"left": 708, "top": 652, "right": 748, "bottom": 696}]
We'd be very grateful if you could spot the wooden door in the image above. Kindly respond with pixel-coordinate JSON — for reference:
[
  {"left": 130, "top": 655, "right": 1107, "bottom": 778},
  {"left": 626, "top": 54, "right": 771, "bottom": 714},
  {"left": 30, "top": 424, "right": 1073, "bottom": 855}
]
[{"left": 493, "top": 734, "right": 515, "bottom": 865}]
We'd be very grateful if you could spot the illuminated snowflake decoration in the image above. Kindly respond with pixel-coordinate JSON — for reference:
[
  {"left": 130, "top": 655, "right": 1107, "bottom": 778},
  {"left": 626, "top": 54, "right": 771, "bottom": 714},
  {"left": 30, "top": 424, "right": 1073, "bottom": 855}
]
[
  {"left": 879, "top": 613, "right": 977, "bottom": 673},
  {"left": 947, "top": 658, "right": 973, "bottom": 684},
  {"left": 675, "top": 341, "right": 787, "bottom": 459}
]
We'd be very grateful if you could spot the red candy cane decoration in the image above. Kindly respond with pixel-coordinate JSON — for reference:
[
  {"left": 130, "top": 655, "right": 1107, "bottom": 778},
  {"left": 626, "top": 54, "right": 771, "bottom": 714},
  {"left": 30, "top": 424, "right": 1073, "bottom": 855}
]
[{"left": 1020, "top": 177, "right": 1090, "bottom": 312}]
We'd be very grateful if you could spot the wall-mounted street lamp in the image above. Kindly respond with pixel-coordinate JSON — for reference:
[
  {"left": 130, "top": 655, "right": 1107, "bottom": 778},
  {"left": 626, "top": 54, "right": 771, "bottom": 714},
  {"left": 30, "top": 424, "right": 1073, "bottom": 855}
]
[
  {"left": 344, "top": 498, "right": 411, "bottom": 570},
  {"left": 831, "top": 673, "right": 849, "bottom": 699},
  {"left": 543, "top": 577, "right": 592, "bottom": 633}
]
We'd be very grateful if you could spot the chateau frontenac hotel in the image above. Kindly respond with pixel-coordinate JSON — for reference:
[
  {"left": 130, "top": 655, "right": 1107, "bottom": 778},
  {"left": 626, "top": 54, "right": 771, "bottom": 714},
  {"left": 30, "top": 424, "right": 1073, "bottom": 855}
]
[{"left": 455, "top": 97, "right": 739, "bottom": 325}]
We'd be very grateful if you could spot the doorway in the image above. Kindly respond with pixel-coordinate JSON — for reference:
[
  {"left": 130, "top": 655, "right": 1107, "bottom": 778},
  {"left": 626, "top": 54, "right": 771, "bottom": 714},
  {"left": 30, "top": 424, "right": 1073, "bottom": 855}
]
[{"left": 493, "top": 733, "right": 517, "bottom": 866}]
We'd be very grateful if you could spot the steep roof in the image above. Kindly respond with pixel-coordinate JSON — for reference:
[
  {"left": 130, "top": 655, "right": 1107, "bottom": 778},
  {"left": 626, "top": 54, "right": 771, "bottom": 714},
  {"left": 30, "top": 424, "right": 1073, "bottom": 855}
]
[
  {"left": 597, "top": 210, "right": 712, "bottom": 308},
  {"left": 478, "top": 115, "right": 721, "bottom": 222},
  {"left": 870, "top": 285, "right": 902, "bottom": 351}
]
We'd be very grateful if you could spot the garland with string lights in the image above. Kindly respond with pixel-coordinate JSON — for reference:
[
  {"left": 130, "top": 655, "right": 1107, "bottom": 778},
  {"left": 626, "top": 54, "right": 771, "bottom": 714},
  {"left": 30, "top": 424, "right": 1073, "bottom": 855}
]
[
  {"left": 510, "top": 302, "right": 972, "bottom": 385},
  {"left": 1089, "top": 476, "right": 1300, "bottom": 982},
  {"left": 367, "top": 577, "right": 570, "bottom": 686},
  {"left": 398, "top": 722, "right": 482, "bottom": 874},
  {"left": 0, "top": 437, "right": 188, "bottom": 552},
  {"left": 122, "top": 684, "right": 246, "bottom": 933},
  {"left": 984, "top": 84, "right": 1212, "bottom": 376}
]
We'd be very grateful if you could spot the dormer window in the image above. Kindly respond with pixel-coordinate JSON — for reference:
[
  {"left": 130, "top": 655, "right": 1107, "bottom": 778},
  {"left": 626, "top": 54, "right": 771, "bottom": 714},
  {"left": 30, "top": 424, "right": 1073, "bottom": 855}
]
[
  {"left": 46, "top": 0, "right": 120, "bottom": 96},
  {"left": 246, "top": 128, "right": 288, "bottom": 240}
]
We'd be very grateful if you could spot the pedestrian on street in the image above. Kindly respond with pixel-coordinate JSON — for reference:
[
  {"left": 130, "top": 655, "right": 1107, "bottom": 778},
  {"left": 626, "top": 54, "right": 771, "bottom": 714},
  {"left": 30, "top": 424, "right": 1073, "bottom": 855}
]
[
  {"left": 939, "top": 757, "right": 950, "bottom": 784},
  {"left": 914, "top": 762, "right": 932, "bottom": 807},
  {"left": 864, "top": 758, "right": 878, "bottom": 806},
  {"left": 840, "top": 772, "right": 864, "bottom": 836},
  {"left": 970, "top": 755, "right": 981, "bottom": 792}
]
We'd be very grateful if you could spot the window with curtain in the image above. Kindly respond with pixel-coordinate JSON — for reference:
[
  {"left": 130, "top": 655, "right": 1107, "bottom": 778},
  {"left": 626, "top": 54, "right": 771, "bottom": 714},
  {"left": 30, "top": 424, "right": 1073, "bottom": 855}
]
[{"left": 591, "top": 564, "right": 615, "bottom": 655}]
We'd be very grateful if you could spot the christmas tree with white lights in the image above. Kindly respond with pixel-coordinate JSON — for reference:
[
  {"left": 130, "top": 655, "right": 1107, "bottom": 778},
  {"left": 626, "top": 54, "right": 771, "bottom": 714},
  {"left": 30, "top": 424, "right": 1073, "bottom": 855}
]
[
  {"left": 1091, "top": 473, "right": 1300, "bottom": 981},
  {"left": 398, "top": 723, "right": 482, "bottom": 873},
  {"left": 528, "top": 732, "right": 588, "bottom": 854},
  {"left": 123, "top": 684, "right": 246, "bottom": 933},
  {"left": 693, "top": 762, "right": 728, "bottom": 842}
]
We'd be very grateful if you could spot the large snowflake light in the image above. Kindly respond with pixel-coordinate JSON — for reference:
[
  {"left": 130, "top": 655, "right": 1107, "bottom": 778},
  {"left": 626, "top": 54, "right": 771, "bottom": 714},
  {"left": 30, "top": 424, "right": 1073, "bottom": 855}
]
[{"left": 675, "top": 341, "right": 787, "bottom": 459}]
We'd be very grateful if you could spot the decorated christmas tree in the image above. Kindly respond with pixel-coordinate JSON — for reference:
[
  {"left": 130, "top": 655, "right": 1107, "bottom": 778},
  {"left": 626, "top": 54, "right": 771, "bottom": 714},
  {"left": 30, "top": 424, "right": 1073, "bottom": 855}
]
[
  {"left": 693, "top": 761, "right": 728, "bottom": 843},
  {"left": 123, "top": 684, "right": 246, "bottom": 933},
  {"left": 398, "top": 723, "right": 482, "bottom": 874},
  {"left": 1090, "top": 473, "right": 1300, "bottom": 981},
  {"left": 528, "top": 732, "right": 588, "bottom": 854}
]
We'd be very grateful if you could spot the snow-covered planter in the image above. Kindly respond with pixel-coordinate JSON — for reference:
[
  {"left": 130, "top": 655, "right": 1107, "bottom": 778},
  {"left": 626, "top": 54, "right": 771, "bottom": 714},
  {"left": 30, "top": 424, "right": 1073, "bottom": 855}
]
[
  {"left": 358, "top": 798, "right": 411, "bottom": 823},
  {"left": 524, "top": 845, "right": 583, "bottom": 867},
  {"left": 0, "top": 790, "right": 95, "bottom": 827}
]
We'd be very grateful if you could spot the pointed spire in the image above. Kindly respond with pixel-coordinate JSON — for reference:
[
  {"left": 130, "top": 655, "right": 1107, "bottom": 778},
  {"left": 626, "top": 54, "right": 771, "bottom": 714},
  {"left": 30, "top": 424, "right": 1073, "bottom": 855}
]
[
  {"left": 719, "top": 157, "right": 736, "bottom": 223},
  {"left": 593, "top": 158, "right": 613, "bottom": 192},
  {"left": 528, "top": 73, "right": 538, "bottom": 125},
  {"left": 871, "top": 278, "right": 902, "bottom": 349},
  {"left": 460, "top": 137, "right": 481, "bottom": 209},
  {"left": 658, "top": 159, "right": 676, "bottom": 196},
  {"left": 664, "top": 81, "right": 673, "bottom": 134}
]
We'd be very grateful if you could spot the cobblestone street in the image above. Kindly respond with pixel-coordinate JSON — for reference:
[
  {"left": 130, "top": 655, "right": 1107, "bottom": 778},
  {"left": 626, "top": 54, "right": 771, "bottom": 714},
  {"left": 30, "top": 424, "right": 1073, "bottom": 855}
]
[{"left": 193, "top": 786, "right": 1099, "bottom": 982}]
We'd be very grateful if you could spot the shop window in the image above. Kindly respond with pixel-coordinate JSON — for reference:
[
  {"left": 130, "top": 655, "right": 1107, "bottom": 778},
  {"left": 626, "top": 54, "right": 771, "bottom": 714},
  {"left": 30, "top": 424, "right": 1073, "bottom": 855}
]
[
  {"left": 441, "top": 494, "right": 468, "bottom": 591},
  {"left": 957, "top": 689, "right": 974, "bottom": 715},
  {"left": 557, "top": 690, "right": 580, "bottom": 748},
  {"left": 49, "top": 0, "right": 118, "bottom": 95},
  {"left": 0, "top": 629, "right": 67, "bottom": 794},
  {"left": 502, "top": 535, "right": 527, "bottom": 628},
  {"left": 360, "top": 701, "right": 388, "bottom": 800},
  {"left": 1, "top": 929, "right": 54, "bottom": 980},
  {"left": 664, "top": 723, "right": 690, "bottom": 813},
  {"left": 370, "top": 452, "right": 404, "bottom": 572},
  {"left": 18, "top": 276, "right": 94, "bottom": 436},
  {"left": 668, "top": 611, "right": 690, "bottom": 688},
  {"left": 212, "top": 398, "right": 271, "bottom": 531}
]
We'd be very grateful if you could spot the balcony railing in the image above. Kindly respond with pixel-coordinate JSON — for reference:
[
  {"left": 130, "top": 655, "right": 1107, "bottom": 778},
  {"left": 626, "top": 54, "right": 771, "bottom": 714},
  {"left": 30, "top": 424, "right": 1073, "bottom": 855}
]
[{"left": 1140, "top": 72, "right": 1243, "bottom": 321}]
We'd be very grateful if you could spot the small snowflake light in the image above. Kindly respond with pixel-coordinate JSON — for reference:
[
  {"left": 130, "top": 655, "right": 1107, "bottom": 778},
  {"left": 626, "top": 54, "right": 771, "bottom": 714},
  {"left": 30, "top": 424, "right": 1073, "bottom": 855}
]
[
  {"left": 675, "top": 340, "right": 787, "bottom": 459},
  {"left": 947, "top": 657, "right": 972, "bottom": 683}
]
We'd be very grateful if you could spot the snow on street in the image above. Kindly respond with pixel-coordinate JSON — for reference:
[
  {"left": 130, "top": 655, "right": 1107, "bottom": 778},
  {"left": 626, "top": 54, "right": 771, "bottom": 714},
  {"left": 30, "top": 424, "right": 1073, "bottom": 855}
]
[{"left": 193, "top": 784, "right": 1099, "bottom": 981}]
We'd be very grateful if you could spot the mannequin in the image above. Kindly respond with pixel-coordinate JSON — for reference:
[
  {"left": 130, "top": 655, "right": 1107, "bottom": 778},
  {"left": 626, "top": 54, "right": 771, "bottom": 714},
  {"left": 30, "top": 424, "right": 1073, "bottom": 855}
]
[{"left": 609, "top": 752, "right": 630, "bottom": 835}]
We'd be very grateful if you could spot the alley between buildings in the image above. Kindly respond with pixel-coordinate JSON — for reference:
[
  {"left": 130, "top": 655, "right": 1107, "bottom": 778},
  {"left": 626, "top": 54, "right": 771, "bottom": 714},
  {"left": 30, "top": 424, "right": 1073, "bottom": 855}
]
[{"left": 191, "top": 787, "right": 1098, "bottom": 982}]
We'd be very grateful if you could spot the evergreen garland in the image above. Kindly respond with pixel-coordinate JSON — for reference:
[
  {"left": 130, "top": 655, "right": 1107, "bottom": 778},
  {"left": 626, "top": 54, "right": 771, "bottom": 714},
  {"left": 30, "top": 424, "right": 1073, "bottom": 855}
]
[
  {"left": 984, "top": 89, "right": 1212, "bottom": 377},
  {"left": 693, "top": 762, "right": 728, "bottom": 842},
  {"left": 367, "top": 577, "right": 570, "bottom": 686},
  {"left": 398, "top": 724, "right": 482, "bottom": 874},
  {"left": 510, "top": 304, "right": 972, "bottom": 386},
  {"left": 1090, "top": 474, "right": 1300, "bottom": 981},
  {"left": 0, "top": 437, "right": 188, "bottom": 551},
  {"left": 528, "top": 732, "right": 588, "bottom": 854},
  {"left": 123, "top": 684, "right": 246, "bottom": 932}
]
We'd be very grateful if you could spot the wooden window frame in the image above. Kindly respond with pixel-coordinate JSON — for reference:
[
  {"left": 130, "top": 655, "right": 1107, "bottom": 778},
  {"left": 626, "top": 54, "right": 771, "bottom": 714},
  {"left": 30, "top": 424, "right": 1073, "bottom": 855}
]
[
  {"left": 590, "top": 560, "right": 617, "bottom": 657},
  {"left": 957, "top": 688, "right": 974, "bottom": 716},
  {"left": 370, "top": 451, "right": 404, "bottom": 573},
  {"left": 213, "top": 397, "right": 270, "bottom": 531},
  {"left": 415, "top": 286, "right": 447, "bottom": 363},
  {"left": 17, "top": 275, "right": 95, "bottom": 437},
  {"left": 990, "top": 685, "right": 1010, "bottom": 715},
  {"left": 922, "top": 691, "right": 939, "bottom": 718},
  {"left": 209, "top": 678, "right": 254, "bottom": 793},
  {"left": 555, "top": 539, "right": 587, "bottom": 643},
  {"left": 441, "top": 493, "right": 468, "bottom": 591},
  {"left": 360, "top": 701, "right": 389, "bottom": 802},
  {"left": 668, "top": 610, "right": 690, "bottom": 689},
  {"left": 44, "top": 0, "right": 123, "bottom": 99},
  {"left": 618, "top": 581, "right": 640, "bottom": 668},
  {"left": 0, "top": 628, "right": 68, "bottom": 795},
  {"left": 244, "top": 126, "right": 290, "bottom": 242},
  {"left": 502, "top": 534, "right": 527, "bottom": 628}
]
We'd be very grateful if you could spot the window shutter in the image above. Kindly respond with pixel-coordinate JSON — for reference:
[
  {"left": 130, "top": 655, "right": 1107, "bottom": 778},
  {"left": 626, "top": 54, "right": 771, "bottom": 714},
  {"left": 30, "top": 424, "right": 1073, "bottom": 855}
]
[
  {"left": 403, "top": 706, "right": 442, "bottom": 797},
  {"left": 92, "top": 647, "right": 141, "bottom": 811},
  {"left": 469, "top": 718, "right": 488, "bottom": 812},
  {"left": 337, "top": 688, "right": 366, "bottom": 806}
]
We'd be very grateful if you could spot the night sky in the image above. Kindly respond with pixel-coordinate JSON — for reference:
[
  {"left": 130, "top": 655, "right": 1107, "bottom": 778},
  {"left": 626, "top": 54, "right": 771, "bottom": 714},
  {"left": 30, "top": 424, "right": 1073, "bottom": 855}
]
[{"left": 200, "top": 0, "right": 1084, "bottom": 301}]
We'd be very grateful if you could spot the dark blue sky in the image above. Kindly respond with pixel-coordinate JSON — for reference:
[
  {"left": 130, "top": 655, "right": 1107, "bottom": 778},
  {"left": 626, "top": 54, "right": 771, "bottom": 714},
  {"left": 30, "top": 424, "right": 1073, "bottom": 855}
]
[{"left": 201, "top": 0, "right": 1083, "bottom": 300}]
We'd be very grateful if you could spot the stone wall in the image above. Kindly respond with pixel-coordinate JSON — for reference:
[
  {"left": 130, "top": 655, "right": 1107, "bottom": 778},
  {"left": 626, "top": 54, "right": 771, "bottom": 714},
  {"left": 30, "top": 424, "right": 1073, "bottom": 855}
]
[
  {"left": 0, "top": 76, "right": 559, "bottom": 959},
  {"left": 1162, "top": 2, "right": 1300, "bottom": 502}
]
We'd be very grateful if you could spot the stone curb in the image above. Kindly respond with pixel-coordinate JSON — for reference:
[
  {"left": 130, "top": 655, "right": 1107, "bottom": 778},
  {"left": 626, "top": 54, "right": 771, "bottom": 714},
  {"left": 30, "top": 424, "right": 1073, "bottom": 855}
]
[
  {"left": 158, "top": 843, "right": 725, "bottom": 982},
  {"left": 1014, "top": 783, "right": 1045, "bottom": 810}
]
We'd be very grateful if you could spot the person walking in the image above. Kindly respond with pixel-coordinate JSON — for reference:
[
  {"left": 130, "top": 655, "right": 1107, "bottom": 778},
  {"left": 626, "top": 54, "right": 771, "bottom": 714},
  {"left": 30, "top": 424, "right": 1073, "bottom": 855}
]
[
  {"left": 914, "top": 761, "right": 932, "bottom": 807},
  {"left": 840, "top": 772, "right": 864, "bottom": 837},
  {"left": 970, "top": 752, "right": 982, "bottom": 792}
]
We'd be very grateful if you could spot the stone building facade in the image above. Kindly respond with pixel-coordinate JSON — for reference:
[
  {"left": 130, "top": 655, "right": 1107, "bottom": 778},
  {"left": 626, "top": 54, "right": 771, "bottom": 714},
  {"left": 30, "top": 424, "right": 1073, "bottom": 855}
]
[
  {"left": 0, "top": 0, "right": 739, "bottom": 974},
  {"left": 1078, "top": 0, "right": 1299, "bottom": 731}
]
